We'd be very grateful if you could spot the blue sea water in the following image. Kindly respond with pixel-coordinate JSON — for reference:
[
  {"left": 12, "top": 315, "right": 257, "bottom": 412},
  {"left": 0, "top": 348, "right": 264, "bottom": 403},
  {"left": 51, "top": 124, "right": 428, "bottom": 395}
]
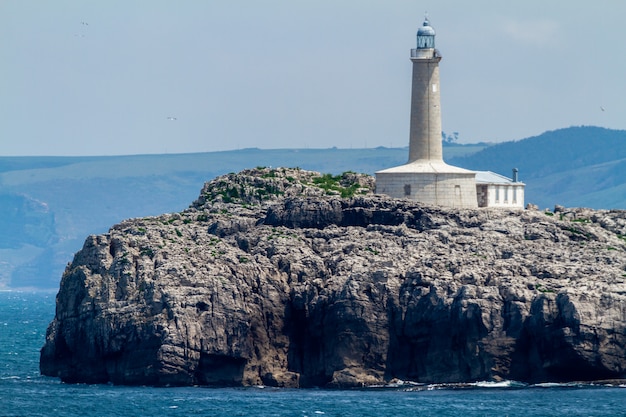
[{"left": 1, "top": 292, "right": 625, "bottom": 417}]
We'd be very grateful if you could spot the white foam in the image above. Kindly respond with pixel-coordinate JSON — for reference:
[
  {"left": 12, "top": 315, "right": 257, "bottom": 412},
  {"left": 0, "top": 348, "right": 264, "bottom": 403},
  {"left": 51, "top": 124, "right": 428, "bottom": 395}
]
[{"left": 474, "top": 380, "right": 526, "bottom": 388}]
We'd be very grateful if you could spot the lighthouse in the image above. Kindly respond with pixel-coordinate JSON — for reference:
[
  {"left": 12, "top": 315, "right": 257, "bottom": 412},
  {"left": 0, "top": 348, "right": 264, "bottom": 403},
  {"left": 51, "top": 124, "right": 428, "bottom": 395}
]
[
  {"left": 375, "top": 17, "right": 478, "bottom": 208},
  {"left": 408, "top": 18, "right": 443, "bottom": 163}
]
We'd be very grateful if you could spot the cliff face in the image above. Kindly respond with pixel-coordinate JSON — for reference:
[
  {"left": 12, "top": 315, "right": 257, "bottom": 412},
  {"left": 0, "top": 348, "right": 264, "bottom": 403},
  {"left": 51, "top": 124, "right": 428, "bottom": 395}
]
[{"left": 40, "top": 168, "right": 626, "bottom": 387}]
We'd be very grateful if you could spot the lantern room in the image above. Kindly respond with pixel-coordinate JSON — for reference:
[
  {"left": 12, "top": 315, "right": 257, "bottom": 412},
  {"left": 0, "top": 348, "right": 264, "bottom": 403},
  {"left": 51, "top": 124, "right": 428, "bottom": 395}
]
[{"left": 416, "top": 18, "right": 435, "bottom": 49}]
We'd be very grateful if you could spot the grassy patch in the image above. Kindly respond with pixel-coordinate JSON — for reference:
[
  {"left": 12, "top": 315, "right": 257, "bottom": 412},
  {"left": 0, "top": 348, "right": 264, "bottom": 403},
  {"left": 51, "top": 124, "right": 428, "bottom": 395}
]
[
  {"left": 566, "top": 227, "right": 593, "bottom": 239},
  {"left": 119, "top": 251, "right": 130, "bottom": 264},
  {"left": 535, "top": 283, "right": 554, "bottom": 293},
  {"left": 255, "top": 183, "right": 284, "bottom": 200},
  {"left": 312, "top": 172, "right": 362, "bottom": 198},
  {"left": 219, "top": 186, "right": 240, "bottom": 203},
  {"left": 268, "top": 227, "right": 297, "bottom": 240},
  {"left": 140, "top": 247, "right": 155, "bottom": 258},
  {"left": 365, "top": 246, "right": 380, "bottom": 255}
]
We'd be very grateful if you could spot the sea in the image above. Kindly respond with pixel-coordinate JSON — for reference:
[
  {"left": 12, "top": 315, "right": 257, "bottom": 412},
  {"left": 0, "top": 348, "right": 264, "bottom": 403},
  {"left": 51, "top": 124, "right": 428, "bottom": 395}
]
[{"left": 1, "top": 291, "right": 625, "bottom": 417}]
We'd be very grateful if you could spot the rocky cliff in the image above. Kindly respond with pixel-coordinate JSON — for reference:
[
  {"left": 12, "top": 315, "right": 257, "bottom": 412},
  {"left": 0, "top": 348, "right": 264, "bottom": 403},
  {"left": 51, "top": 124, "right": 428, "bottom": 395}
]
[{"left": 40, "top": 168, "right": 626, "bottom": 387}]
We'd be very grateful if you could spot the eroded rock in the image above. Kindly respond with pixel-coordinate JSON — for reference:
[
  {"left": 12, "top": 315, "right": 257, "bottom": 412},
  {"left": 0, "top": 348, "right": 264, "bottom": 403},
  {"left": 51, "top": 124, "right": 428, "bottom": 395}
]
[{"left": 40, "top": 168, "right": 626, "bottom": 386}]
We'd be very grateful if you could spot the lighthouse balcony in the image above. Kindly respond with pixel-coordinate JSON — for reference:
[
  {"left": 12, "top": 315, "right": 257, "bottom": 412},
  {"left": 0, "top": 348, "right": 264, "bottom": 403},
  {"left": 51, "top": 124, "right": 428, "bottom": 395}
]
[{"left": 410, "top": 48, "right": 441, "bottom": 59}]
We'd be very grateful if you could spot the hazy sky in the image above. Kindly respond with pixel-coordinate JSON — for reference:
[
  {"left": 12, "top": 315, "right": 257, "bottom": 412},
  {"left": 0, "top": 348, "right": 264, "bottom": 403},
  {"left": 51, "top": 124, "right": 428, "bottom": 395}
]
[{"left": 2, "top": 0, "right": 625, "bottom": 156}]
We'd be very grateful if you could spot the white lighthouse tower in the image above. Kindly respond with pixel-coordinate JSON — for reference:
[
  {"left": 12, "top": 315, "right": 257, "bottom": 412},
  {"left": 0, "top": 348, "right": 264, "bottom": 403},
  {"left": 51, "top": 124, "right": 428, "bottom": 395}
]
[{"left": 376, "top": 18, "right": 478, "bottom": 208}]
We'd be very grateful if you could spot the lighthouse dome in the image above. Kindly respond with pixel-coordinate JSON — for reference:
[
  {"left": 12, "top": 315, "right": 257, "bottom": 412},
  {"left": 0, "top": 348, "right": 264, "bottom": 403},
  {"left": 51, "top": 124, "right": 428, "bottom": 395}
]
[{"left": 417, "top": 19, "right": 435, "bottom": 36}]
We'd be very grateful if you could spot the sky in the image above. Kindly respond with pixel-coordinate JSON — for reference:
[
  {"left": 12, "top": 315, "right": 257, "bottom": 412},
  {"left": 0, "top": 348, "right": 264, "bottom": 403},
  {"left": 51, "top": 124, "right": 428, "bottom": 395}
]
[{"left": 1, "top": 0, "right": 625, "bottom": 156}]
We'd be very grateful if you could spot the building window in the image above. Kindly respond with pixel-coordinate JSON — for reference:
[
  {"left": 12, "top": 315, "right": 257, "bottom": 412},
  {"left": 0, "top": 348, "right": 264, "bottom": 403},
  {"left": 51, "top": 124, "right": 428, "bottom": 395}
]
[
  {"left": 495, "top": 186, "right": 500, "bottom": 203},
  {"left": 404, "top": 184, "right": 411, "bottom": 196},
  {"left": 513, "top": 186, "right": 517, "bottom": 204},
  {"left": 504, "top": 186, "right": 509, "bottom": 202}
]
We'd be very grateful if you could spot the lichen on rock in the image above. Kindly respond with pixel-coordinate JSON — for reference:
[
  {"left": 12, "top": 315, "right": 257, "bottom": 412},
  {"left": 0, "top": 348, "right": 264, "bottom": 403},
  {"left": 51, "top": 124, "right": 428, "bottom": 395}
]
[{"left": 40, "top": 168, "right": 626, "bottom": 387}]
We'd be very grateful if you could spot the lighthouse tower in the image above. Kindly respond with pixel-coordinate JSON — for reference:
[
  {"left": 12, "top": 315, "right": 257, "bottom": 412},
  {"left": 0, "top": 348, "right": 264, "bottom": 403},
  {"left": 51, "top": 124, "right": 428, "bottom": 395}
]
[
  {"left": 408, "top": 18, "right": 443, "bottom": 163},
  {"left": 375, "top": 17, "right": 478, "bottom": 208}
]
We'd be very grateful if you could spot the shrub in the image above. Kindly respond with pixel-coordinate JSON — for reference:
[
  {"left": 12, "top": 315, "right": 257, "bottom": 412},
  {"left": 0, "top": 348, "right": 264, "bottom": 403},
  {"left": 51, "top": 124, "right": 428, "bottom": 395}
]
[
  {"left": 140, "top": 248, "right": 155, "bottom": 258},
  {"left": 312, "top": 172, "right": 363, "bottom": 198}
]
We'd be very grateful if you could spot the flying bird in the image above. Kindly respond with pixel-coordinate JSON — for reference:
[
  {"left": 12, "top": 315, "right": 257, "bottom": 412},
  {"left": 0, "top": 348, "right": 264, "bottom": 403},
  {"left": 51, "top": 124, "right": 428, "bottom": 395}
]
[
  {"left": 600, "top": 106, "right": 605, "bottom": 112},
  {"left": 167, "top": 117, "right": 178, "bottom": 121}
]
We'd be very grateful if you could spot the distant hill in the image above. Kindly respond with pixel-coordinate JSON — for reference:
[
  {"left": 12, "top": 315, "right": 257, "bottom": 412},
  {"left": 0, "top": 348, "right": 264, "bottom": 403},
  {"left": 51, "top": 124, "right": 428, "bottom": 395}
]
[
  {"left": 4, "top": 125, "right": 626, "bottom": 289},
  {"left": 448, "top": 126, "right": 626, "bottom": 209}
]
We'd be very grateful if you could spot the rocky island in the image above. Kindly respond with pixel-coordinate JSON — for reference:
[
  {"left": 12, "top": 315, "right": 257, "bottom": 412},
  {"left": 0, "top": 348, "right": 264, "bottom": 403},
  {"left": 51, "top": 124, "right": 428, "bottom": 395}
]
[{"left": 40, "top": 168, "right": 626, "bottom": 387}]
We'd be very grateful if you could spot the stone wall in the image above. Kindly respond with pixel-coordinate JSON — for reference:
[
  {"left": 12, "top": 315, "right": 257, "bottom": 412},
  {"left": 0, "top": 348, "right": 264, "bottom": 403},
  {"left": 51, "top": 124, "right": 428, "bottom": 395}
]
[{"left": 376, "top": 171, "right": 477, "bottom": 208}]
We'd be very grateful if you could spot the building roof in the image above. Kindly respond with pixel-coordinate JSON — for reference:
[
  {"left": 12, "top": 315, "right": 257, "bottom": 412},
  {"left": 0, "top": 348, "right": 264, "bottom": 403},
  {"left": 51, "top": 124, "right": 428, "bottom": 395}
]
[
  {"left": 376, "top": 160, "right": 475, "bottom": 175},
  {"left": 475, "top": 171, "right": 524, "bottom": 185}
]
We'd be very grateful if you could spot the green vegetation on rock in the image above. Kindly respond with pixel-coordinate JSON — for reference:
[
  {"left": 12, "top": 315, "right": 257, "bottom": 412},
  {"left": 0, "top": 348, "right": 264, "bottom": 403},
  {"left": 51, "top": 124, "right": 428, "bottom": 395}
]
[{"left": 312, "top": 172, "right": 365, "bottom": 198}]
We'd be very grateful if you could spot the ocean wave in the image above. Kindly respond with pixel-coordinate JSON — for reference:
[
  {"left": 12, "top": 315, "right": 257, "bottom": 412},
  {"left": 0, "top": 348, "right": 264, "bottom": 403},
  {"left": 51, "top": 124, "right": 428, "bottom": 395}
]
[
  {"left": 472, "top": 380, "right": 528, "bottom": 388},
  {"left": 365, "top": 379, "right": 626, "bottom": 391},
  {"left": 365, "top": 379, "right": 528, "bottom": 391}
]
